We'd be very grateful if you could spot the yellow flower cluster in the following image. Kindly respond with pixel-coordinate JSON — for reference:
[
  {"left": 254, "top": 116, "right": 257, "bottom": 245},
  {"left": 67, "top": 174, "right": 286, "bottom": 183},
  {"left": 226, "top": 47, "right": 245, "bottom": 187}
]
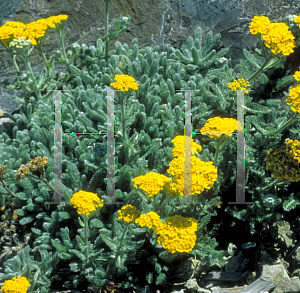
[
  {"left": 132, "top": 172, "right": 172, "bottom": 198},
  {"left": 200, "top": 116, "right": 243, "bottom": 138},
  {"left": 110, "top": 74, "right": 139, "bottom": 91},
  {"left": 14, "top": 156, "right": 48, "bottom": 181},
  {"left": 154, "top": 215, "right": 198, "bottom": 254},
  {"left": 70, "top": 190, "right": 104, "bottom": 216},
  {"left": 170, "top": 135, "right": 202, "bottom": 158},
  {"left": 249, "top": 15, "right": 296, "bottom": 56},
  {"left": 249, "top": 15, "right": 271, "bottom": 35},
  {"left": 118, "top": 206, "right": 198, "bottom": 254},
  {"left": 286, "top": 84, "right": 300, "bottom": 113},
  {"left": 117, "top": 204, "right": 141, "bottom": 223},
  {"left": 1, "top": 276, "right": 30, "bottom": 293},
  {"left": 295, "top": 15, "right": 300, "bottom": 27},
  {"left": 131, "top": 135, "right": 217, "bottom": 199},
  {"left": 293, "top": 71, "right": 300, "bottom": 81},
  {"left": 135, "top": 211, "right": 162, "bottom": 229},
  {"left": 265, "top": 140, "right": 300, "bottom": 182},
  {"left": 0, "top": 15, "right": 68, "bottom": 47},
  {"left": 166, "top": 155, "right": 218, "bottom": 196},
  {"left": 228, "top": 78, "right": 251, "bottom": 94},
  {"left": 285, "top": 70, "right": 300, "bottom": 113},
  {"left": 263, "top": 22, "right": 296, "bottom": 56}
]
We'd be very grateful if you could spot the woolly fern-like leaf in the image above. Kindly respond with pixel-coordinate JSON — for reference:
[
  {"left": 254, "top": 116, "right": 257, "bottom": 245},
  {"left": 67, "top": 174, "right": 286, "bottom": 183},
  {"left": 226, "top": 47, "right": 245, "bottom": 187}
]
[{"left": 283, "top": 194, "right": 300, "bottom": 211}]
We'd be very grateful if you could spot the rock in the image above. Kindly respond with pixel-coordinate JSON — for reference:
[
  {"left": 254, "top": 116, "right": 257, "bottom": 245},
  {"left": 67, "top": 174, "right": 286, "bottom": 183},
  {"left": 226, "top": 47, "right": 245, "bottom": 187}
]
[
  {"left": 1, "top": 0, "right": 300, "bottom": 113},
  {"left": 272, "top": 276, "right": 300, "bottom": 293},
  {"left": 224, "top": 251, "right": 244, "bottom": 272},
  {"left": 259, "top": 260, "right": 290, "bottom": 286},
  {"left": 174, "top": 257, "right": 202, "bottom": 280},
  {"left": 292, "top": 247, "right": 300, "bottom": 267},
  {"left": 184, "top": 278, "right": 199, "bottom": 291},
  {"left": 269, "top": 221, "right": 296, "bottom": 250}
]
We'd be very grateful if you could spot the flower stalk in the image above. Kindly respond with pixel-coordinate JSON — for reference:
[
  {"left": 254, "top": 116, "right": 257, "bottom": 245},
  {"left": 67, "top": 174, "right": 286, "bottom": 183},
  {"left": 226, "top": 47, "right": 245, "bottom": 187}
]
[
  {"left": 213, "top": 136, "right": 230, "bottom": 166},
  {"left": 272, "top": 112, "right": 300, "bottom": 135},
  {"left": 84, "top": 214, "right": 89, "bottom": 264},
  {"left": 104, "top": 0, "right": 110, "bottom": 67},
  {"left": 105, "top": 222, "right": 131, "bottom": 278}
]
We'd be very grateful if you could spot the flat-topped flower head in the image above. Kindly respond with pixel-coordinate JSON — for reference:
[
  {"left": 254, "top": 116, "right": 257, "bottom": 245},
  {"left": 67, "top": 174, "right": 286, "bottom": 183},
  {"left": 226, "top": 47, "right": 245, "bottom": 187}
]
[
  {"left": 249, "top": 16, "right": 271, "bottom": 35},
  {"left": 293, "top": 71, "right": 300, "bottom": 81},
  {"left": 200, "top": 116, "right": 243, "bottom": 138},
  {"left": 0, "top": 21, "right": 26, "bottom": 46},
  {"left": 46, "top": 15, "right": 69, "bottom": 26},
  {"left": 265, "top": 140, "right": 300, "bottom": 182},
  {"left": 70, "top": 190, "right": 104, "bottom": 216},
  {"left": 294, "top": 15, "right": 300, "bottom": 27},
  {"left": 170, "top": 135, "right": 202, "bottom": 158},
  {"left": 118, "top": 204, "right": 141, "bottom": 223},
  {"left": 110, "top": 74, "right": 139, "bottom": 91},
  {"left": 228, "top": 78, "right": 251, "bottom": 93},
  {"left": 262, "top": 22, "right": 296, "bottom": 56},
  {"left": 153, "top": 215, "right": 198, "bottom": 254},
  {"left": 132, "top": 172, "right": 172, "bottom": 198},
  {"left": 286, "top": 84, "right": 300, "bottom": 113},
  {"left": 166, "top": 155, "right": 217, "bottom": 197},
  {"left": 1, "top": 276, "right": 30, "bottom": 293},
  {"left": 22, "top": 21, "right": 48, "bottom": 45},
  {"left": 135, "top": 211, "right": 162, "bottom": 229}
]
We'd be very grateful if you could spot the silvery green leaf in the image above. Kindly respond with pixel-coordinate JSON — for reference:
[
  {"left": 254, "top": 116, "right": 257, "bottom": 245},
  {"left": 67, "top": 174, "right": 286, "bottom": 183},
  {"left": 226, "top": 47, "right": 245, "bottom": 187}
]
[
  {"left": 78, "top": 216, "right": 85, "bottom": 227},
  {"left": 259, "top": 73, "right": 269, "bottom": 84}
]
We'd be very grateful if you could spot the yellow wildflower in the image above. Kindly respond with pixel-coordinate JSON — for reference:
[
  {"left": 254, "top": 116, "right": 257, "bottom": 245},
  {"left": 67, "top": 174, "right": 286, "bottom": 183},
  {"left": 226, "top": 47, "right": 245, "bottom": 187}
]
[
  {"left": 166, "top": 155, "right": 218, "bottom": 197},
  {"left": 228, "top": 78, "right": 250, "bottom": 94},
  {"left": 293, "top": 71, "right": 300, "bottom": 81},
  {"left": 249, "top": 16, "right": 271, "bottom": 35},
  {"left": 200, "top": 116, "right": 243, "bottom": 138},
  {"left": 70, "top": 190, "right": 104, "bottom": 216},
  {"left": 265, "top": 140, "right": 300, "bottom": 182},
  {"left": 154, "top": 215, "right": 198, "bottom": 254},
  {"left": 132, "top": 172, "right": 172, "bottom": 198},
  {"left": 170, "top": 135, "right": 202, "bottom": 158},
  {"left": 118, "top": 204, "right": 141, "bottom": 223},
  {"left": 286, "top": 84, "right": 300, "bottom": 113},
  {"left": 110, "top": 74, "right": 139, "bottom": 91},
  {"left": 135, "top": 211, "right": 162, "bottom": 229},
  {"left": 1, "top": 276, "right": 30, "bottom": 293}
]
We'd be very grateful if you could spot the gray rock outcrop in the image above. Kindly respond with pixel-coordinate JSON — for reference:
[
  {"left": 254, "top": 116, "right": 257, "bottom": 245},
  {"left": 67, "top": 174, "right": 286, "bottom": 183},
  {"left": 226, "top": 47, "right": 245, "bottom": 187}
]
[{"left": 1, "top": 0, "right": 300, "bottom": 114}]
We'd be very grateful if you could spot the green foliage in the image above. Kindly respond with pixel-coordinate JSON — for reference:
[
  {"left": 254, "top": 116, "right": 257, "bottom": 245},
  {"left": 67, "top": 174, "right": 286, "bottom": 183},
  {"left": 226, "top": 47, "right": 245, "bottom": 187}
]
[
  {"left": 0, "top": 246, "right": 59, "bottom": 293},
  {"left": 0, "top": 20, "right": 299, "bottom": 292}
]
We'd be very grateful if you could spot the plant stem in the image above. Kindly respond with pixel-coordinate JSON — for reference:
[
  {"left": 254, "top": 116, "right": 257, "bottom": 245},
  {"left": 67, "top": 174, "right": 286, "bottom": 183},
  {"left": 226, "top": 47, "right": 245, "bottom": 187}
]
[
  {"left": 260, "top": 179, "right": 279, "bottom": 191},
  {"left": 247, "top": 53, "right": 274, "bottom": 83},
  {"left": 157, "top": 193, "right": 170, "bottom": 211},
  {"left": 105, "top": 0, "right": 109, "bottom": 67},
  {"left": 12, "top": 54, "right": 20, "bottom": 72},
  {"left": 258, "top": 33, "right": 267, "bottom": 58},
  {"left": 119, "top": 93, "right": 129, "bottom": 164},
  {"left": 59, "top": 30, "right": 70, "bottom": 73},
  {"left": 84, "top": 214, "right": 88, "bottom": 265},
  {"left": 24, "top": 55, "right": 42, "bottom": 103},
  {"left": 213, "top": 136, "right": 229, "bottom": 166},
  {"left": 272, "top": 112, "right": 299, "bottom": 135},
  {"left": 136, "top": 188, "right": 155, "bottom": 206},
  {"left": 105, "top": 222, "right": 131, "bottom": 278},
  {"left": 121, "top": 95, "right": 126, "bottom": 141}
]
